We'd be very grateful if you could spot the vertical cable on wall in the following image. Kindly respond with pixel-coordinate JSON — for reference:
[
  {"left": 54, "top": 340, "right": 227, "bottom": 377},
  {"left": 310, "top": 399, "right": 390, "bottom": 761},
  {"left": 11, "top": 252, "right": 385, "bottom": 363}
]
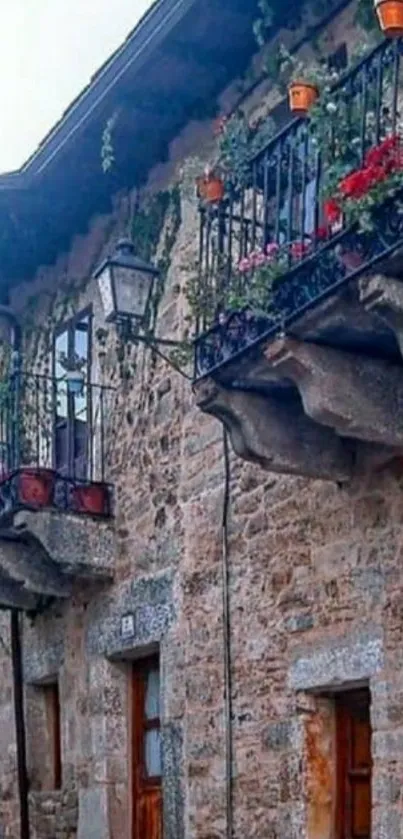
[
  {"left": 221, "top": 428, "right": 233, "bottom": 839},
  {"left": 11, "top": 610, "right": 30, "bottom": 839}
]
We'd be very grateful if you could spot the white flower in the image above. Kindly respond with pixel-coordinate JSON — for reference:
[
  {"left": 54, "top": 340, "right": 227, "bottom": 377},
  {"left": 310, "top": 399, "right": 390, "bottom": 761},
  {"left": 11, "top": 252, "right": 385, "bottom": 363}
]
[{"left": 326, "top": 101, "right": 338, "bottom": 114}]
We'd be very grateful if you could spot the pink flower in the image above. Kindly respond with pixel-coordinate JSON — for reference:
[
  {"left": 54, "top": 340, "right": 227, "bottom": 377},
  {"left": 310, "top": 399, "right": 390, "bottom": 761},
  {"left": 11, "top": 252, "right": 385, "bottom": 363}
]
[
  {"left": 238, "top": 257, "right": 251, "bottom": 273},
  {"left": 254, "top": 251, "right": 266, "bottom": 267},
  {"left": 266, "top": 242, "right": 280, "bottom": 258}
]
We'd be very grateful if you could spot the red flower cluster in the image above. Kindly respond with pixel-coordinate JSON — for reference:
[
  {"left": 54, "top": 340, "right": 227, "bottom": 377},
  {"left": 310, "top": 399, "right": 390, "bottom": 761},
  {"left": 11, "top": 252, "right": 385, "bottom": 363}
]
[
  {"left": 290, "top": 241, "right": 310, "bottom": 259},
  {"left": 324, "top": 134, "right": 403, "bottom": 224},
  {"left": 365, "top": 134, "right": 403, "bottom": 172},
  {"left": 339, "top": 167, "right": 382, "bottom": 199},
  {"left": 315, "top": 226, "right": 329, "bottom": 240},
  {"left": 323, "top": 198, "right": 341, "bottom": 224}
]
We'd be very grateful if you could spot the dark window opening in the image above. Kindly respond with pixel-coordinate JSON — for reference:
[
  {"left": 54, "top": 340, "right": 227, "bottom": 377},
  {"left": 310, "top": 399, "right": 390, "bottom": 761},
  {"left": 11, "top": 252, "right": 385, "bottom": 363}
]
[
  {"left": 336, "top": 688, "right": 372, "bottom": 839},
  {"left": 44, "top": 682, "right": 62, "bottom": 790},
  {"left": 53, "top": 309, "right": 92, "bottom": 479}
]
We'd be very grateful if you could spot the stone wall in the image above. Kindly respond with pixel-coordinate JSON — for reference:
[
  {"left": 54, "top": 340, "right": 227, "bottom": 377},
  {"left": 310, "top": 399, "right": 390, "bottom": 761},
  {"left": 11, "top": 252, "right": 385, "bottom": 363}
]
[{"left": 2, "top": 3, "right": 402, "bottom": 838}]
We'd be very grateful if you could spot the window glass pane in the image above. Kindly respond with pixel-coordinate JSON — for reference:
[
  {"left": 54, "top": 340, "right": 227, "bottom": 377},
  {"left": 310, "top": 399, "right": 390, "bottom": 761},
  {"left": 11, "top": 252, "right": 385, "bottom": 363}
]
[
  {"left": 55, "top": 331, "right": 68, "bottom": 376},
  {"left": 304, "top": 178, "right": 316, "bottom": 235},
  {"left": 144, "top": 667, "right": 160, "bottom": 719},
  {"left": 144, "top": 728, "right": 161, "bottom": 778},
  {"left": 74, "top": 317, "right": 89, "bottom": 371},
  {"left": 73, "top": 316, "right": 89, "bottom": 418},
  {"left": 55, "top": 331, "right": 68, "bottom": 418}
]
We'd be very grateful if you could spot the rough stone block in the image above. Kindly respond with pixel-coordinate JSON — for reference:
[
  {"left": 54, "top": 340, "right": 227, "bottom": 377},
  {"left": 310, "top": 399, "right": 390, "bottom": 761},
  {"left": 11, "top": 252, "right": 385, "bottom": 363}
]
[
  {"left": 77, "top": 788, "right": 109, "bottom": 839},
  {"left": 13, "top": 509, "right": 115, "bottom": 579},
  {"left": 267, "top": 337, "right": 403, "bottom": 448},
  {"left": 360, "top": 274, "right": 403, "bottom": 360},
  {"left": 289, "top": 630, "right": 383, "bottom": 690},
  {"left": 86, "top": 572, "right": 175, "bottom": 657},
  {"left": 195, "top": 377, "right": 353, "bottom": 483}
]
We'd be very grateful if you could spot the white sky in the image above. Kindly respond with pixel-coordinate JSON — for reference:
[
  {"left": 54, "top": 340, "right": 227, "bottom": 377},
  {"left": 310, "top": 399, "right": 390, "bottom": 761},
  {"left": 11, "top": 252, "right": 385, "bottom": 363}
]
[{"left": 0, "top": 0, "right": 153, "bottom": 173}]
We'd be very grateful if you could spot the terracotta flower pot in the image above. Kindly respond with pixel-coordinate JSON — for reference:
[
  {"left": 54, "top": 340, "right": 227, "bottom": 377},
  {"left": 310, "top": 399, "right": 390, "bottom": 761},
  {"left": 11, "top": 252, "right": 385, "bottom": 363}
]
[
  {"left": 72, "top": 483, "right": 108, "bottom": 516},
  {"left": 19, "top": 468, "right": 55, "bottom": 508},
  {"left": 288, "top": 81, "right": 319, "bottom": 115},
  {"left": 196, "top": 175, "right": 225, "bottom": 204},
  {"left": 375, "top": 0, "right": 403, "bottom": 35}
]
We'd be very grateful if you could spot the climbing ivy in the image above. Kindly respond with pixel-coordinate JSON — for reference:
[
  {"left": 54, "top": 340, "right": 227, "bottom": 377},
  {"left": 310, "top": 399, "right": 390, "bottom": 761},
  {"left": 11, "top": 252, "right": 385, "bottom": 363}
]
[{"left": 131, "top": 191, "right": 171, "bottom": 262}]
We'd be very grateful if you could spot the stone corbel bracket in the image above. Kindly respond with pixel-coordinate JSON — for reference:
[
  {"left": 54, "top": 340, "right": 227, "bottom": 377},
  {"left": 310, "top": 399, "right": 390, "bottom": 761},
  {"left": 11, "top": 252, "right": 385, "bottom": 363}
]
[
  {"left": 194, "top": 378, "right": 353, "bottom": 483},
  {"left": 266, "top": 336, "right": 403, "bottom": 449},
  {"left": 359, "top": 274, "right": 403, "bottom": 359}
]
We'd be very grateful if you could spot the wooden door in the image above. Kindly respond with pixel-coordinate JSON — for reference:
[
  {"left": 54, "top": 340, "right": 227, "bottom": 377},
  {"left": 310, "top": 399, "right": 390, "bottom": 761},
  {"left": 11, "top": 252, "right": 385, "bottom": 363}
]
[
  {"left": 132, "top": 658, "right": 163, "bottom": 839},
  {"left": 336, "top": 689, "right": 372, "bottom": 839}
]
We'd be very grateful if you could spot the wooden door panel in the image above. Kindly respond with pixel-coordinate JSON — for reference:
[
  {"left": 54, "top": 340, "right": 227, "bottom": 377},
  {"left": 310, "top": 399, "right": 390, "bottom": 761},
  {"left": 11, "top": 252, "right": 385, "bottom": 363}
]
[
  {"left": 336, "top": 690, "right": 371, "bottom": 839},
  {"left": 351, "top": 779, "right": 371, "bottom": 838},
  {"left": 135, "top": 788, "right": 162, "bottom": 839}
]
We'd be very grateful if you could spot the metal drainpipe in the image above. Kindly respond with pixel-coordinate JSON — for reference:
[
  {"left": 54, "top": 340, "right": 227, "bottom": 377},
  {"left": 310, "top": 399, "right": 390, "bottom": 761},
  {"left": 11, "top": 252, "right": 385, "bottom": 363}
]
[
  {"left": 0, "top": 307, "right": 30, "bottom": 839},
  {"left": 221, "top": 429, "right": 234, "bottom": 839}
]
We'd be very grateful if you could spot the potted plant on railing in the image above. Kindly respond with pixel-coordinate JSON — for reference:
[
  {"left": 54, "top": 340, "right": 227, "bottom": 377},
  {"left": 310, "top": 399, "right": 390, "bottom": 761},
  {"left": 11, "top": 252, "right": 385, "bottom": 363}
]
[
  {"left": 374, "top": 0, "right": 403, "bottom": 36},
  {"left": 18, "top": 467, "right": 55, "bottom": 509},
  {"left": 323, "top": 134, "right": 403, "bottom": 233},
  {"left": 197, "top": 110, "right": 277, "bottom": 203},
  {"left": 72, "top": 482, "right": 109, "bottom": 516},
  {"left": 278, "top": 47, "right": 341, "bottom": 117},
  {"left": 196, "top": 167, "right": 225, "bottom": 204},
  {"left": 228, "top": 238, "right": 318, "bottom": 318},
  {"left": 214, "top": 110, "right": 276, "bottom": 192},
  {"left": 57, "top": 351, "right": 87, "bottom": 395}
]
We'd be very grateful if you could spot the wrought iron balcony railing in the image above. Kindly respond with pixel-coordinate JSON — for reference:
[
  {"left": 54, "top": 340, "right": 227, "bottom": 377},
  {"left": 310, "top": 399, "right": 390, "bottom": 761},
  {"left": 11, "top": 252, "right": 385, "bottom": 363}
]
[
  {"left": 194, "top": 37, "right": 403, "bottom": 379},
  {"left": 0, "top": 371, "right": 115, "bottom": 519}
]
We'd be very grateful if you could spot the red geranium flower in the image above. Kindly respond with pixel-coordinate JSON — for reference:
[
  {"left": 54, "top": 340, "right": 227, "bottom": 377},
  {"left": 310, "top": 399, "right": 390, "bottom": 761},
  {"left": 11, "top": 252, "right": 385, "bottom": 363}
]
[
  {"left": 324, "top": 198, "right": 341, "bottom": 223},
  {"left": 315, "top": 225, "right": 329, "bottom": 240},
  {"left": 339, "top": 170, "right": 370, "bottom": 199},
  {"left": 365, "top": 134, "right": 403, "bottom": 175},
  {"left": 290, "top": 241, "right": 310, "bottom": 259}
]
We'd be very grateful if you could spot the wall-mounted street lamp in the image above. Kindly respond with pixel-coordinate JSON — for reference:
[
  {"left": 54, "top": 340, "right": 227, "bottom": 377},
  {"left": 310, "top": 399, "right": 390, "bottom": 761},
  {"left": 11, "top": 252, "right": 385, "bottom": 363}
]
[
  {"left": 94, "top": 240, "right": 191, "bottom": 377},
  {"left": 94, "top": 239, "right": 159, "bottom": 333}
]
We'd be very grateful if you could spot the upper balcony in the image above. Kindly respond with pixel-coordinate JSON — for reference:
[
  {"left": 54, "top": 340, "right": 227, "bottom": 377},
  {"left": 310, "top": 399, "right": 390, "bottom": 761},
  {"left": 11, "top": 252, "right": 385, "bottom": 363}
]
[
  {"left": 0, "top": 368, "right": 115, "bottom": 612},
  {"left": 194, "top": 37, "right": 403, "bottom": 482}
]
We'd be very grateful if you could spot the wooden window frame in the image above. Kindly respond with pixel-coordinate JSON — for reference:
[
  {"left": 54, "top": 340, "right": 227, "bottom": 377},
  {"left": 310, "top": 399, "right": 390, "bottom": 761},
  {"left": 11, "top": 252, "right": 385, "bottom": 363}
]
[
  {"left": 52, "top": 306, "right": 93, "bottom": 376},
  {"left": 132, "top": 655, "right": 161, "bottom": 787}
]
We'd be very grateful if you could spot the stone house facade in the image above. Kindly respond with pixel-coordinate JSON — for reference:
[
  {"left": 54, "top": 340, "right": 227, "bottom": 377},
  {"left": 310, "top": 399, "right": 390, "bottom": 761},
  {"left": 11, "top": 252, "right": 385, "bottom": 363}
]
[{"left": 0, "top": 0, "right": 402, "bottom": 837}]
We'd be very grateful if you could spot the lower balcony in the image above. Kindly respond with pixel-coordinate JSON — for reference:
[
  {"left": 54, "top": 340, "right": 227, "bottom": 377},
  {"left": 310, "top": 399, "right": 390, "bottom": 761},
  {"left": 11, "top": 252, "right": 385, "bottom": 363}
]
[
  {"left": 193, "top": 38, "right": 403, "bottom": 483},
  {"left": 0, "top": 371, "right": 115, "bottom": 612}
]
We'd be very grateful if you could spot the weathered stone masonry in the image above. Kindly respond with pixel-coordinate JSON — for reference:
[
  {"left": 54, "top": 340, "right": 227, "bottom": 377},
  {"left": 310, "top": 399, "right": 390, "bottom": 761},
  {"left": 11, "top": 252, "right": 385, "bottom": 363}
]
[{"left": 1, "top": 3, "right": 403, "bottom": 839}]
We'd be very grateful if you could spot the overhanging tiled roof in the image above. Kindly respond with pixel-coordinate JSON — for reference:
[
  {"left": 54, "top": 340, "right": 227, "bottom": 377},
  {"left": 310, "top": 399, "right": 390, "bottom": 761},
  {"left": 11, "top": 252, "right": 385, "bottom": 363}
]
[
  {"left": 0, "top": 0, "right": 260, "bottom": 291},
  {"left": 0, "top": 0, "right": 350, "bottom": 291}
]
